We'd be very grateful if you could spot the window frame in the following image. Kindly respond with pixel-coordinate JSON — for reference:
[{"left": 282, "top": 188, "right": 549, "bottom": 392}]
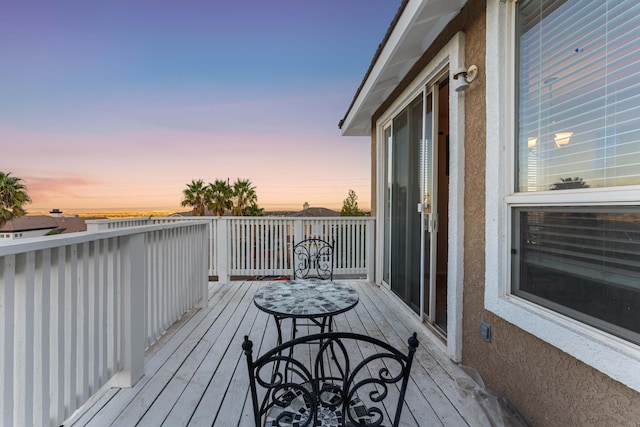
[{"left": 485, "top": 0, "right": 640, "bottom": 392}]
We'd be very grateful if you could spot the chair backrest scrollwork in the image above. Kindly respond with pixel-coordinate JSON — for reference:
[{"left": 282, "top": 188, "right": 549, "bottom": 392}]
[
  {"left": 292, "top": 238, "right": 334, "bottom": 280},
  {"left": 242, "top": 332, "right": 419, "bottom": 427}
]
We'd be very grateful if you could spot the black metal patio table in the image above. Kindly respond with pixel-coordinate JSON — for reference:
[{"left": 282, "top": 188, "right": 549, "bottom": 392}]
[{"left": 253, "top": 278, "right": 359, "bottom": 345}]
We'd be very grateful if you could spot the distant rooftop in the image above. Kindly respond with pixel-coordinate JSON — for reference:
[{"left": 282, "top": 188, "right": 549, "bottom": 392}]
[
  {"left": 288, "top": 203, "right": 339, "bottom": 217},
  {"left": 0, "top": 211, "right": 106, "bottom": 234},
  {"left": 0, "top": 215, "right": 58, "bottom": 232}
]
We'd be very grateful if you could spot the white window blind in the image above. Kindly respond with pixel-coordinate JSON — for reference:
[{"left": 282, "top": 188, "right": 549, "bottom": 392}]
[
  {"left": 513, "top": 207, "right": 640, "bottom": 344},
  {"left": 516, "top": 0, "right": 640, "bottom": 192}
]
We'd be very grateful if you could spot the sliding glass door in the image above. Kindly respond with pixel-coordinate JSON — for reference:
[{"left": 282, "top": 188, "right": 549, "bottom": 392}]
[
  {"left": 388, "top": 95, "right": 424, "bottom": 312},
  {"left": 383, "top": 80, "right": 447, "bottom": 332}
]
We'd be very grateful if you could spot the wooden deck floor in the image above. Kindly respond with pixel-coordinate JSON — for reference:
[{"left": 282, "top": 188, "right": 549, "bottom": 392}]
[{"left": 63, "top": 280, "right": 485, "bottom": 426}]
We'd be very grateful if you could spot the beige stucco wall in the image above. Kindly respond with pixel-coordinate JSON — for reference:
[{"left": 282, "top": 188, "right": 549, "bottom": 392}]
[
  {"left": 460, "top": 2, "right": 640, "bottom": 426},
  {"left": 372, "top": 0, "right": 640, "bottom": 425}
]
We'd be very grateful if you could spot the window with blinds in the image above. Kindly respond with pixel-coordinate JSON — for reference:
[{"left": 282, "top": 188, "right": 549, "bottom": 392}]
[
  {"left": 515, "top": 0, "right": 640, "bottom": 192},
  {"left": 512, "top": 207, "right": 640, "bottom": 344},
  {"left": 511, "top": 0, "right": 640, "bottom": 344}
]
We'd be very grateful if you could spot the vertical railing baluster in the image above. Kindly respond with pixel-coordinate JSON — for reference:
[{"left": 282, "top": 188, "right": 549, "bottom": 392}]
[
  {"left": 258, "top": 219, "right": 263, "bottom": 271},
  {"left": 230, "top": 219, "right": 236, "bottom": 272},
  {"left": 65, "top": 244, "right": 78, "bottom": 418},
  {"left": 357, "top": 221, "right": 362, "bottom": 270},
  {"left": 232, "top": 219, "right": 238, "bottom": 272},
  {"left": 244, "top": 220, "right": 248, "bottom": 271},
  {"left": 261, "top": 220, "right": 265, "bottom": 271},
  {"left": 174, "top": 228, "right": 181, "bottom": 317},
  {"left": 247, "top": 220, "right": 252, "bottom": 271},
  {"left": 108, "top": 241, "right": 116, "bottom": 378},
  {"left": 99, "top": 240, "right": 108, "bottom": 386},
  {"left": 252, "top": 220, "right": 256, "bottom": 271},
  {"left": 166, "top": 228, "right": 173, "bottom": 324},
  {"left": 159, "top": 229, "right": 166, "bottom": 336},
  {"left": 14, "top": 252, "right": 34, "bottom": 427},
  {"left": 111, "top": 234, "right": 144, "bottom": 388},
  {"left": 146, "top": 232, "right": 154, "bottom": 347},
  {"left": 51, "top": 247, "right": 65, "bottom": 423},
  {"left": 79, "top": 242, "right": 89, "bottom": 404},
  {"left": 89, "top": 242, "right": 99, "bottom": 396},
  {"left": 172, "top": 228, "right": 179, "bottom": 325},
  {"left": 163, "top": 228, "right": 170, "bottom": 332},
  {"left": 237, "top": 219, "right": 242, "bottom": 272},
  {"left": 350, "top": 221, "right": 355, "bottom": 271},
  {"left": 277, "top": 221, "right": 282, "bottom": 271},
  {"left": 245, "top": 220, "right": 250, "bottom": 271},
  {"left": 1, "top": 254, "right": 16, "bottom": 427},
  {"left": 34, "top": 249, "right": 51, "bottom": 426},
  {"left": 214, "top": 220, "right": 220, "bottom": 276}
]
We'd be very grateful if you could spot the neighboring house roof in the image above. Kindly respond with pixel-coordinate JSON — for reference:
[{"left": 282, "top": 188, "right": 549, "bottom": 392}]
[
  {"left": 53, "top": 216, "right": 104, "bottom": 233},
  {"left": 339, "top": 0, "right": 468, "bottom": 136},
  {"left": 0, "top": 216, "right": 58, "bottom": 232},
  {"left": 288, "top": 207, "right": 339, "bottom": 217},
  {"left": 171, "top": 211, "right": 198, "bottom": 217},
  {"left": 0, "top": 215, "right": 105, "bottom": 234}
]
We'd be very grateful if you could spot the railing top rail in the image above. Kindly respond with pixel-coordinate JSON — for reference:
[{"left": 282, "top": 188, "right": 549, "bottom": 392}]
[
  {"left": 159, "top": 216, "right": 373, "bottom": 220},
  {"left": 224, "top": 216, "right": 374, "bottom": 221},
  {"left": 84, "top": 217, "right": 151, "bottom": 224},
  {"left": 85, "top": 215, "right": 373, "bottom": 222},
  {"left": 85, "top": 216, "right": 225, "bottom": 223},
  {"left": 0, "top": 220, "right": 210, "bottom": 256}
]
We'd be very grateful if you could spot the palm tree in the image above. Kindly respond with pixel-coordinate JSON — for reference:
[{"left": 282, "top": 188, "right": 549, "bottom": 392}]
[
  {"left": 245, "top": 202, "right": 264, "bottom": 216},
  {"left": 181, "top": 179, "right": 207, "bottom": 216},
  {"left": 550, "top": 177, "right": 590, "bottom": 190},
  {"left": 207, "top": 179, "right": 233, "bottom": 216},
  {"left": 231, "top": 178, "right": 258, "bottom": 216},
  {"left": 0, "top": 171, "right": 32, "bottom": 228}
]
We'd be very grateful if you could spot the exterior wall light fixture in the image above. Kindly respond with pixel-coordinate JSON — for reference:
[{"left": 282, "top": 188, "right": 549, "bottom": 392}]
[{"left": 453, "top": 65, "right": 478, "bottom": 92}]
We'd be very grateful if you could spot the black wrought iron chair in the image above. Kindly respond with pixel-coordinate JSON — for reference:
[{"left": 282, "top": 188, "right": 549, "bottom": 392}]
[
  {"left": 242, "top": 331, "right": 419, "bottom": 427},
  {"left": 292, "top": 238, "right": 334, "bottom": 280}
]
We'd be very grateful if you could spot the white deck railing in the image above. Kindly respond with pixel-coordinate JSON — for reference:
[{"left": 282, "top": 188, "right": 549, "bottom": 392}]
[
  {"left": 87, "top": 216, "right": 375, "bottom": 281},
  {"left": 1, "top": 216, "right": 373, "bottom": 426},
  {"left": 0, "top": 221, "right": 208, "bottom": 427}
]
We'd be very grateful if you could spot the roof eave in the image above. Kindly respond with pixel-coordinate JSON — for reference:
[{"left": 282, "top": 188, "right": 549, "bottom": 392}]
[{"left": 339, "top": 0, "right": 468, "bottom": 137}]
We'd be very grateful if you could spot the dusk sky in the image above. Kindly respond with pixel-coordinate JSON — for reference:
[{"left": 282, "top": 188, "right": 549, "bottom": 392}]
[{"left": 1, "top": 1, "right": 400, "bottom": 213}]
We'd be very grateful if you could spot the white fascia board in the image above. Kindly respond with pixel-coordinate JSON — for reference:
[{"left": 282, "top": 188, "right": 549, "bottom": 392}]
[{"left": 341, "top": 0, "right": 468, "bottom": 137}]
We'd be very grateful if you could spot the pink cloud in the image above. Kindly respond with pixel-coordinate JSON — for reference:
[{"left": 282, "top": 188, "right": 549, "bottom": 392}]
[
  {"left": 2, "top": 123, "right": 371, "bottom": 213},
  {"left": 21, "top": 175, "right": 99, "bottom": 204}
]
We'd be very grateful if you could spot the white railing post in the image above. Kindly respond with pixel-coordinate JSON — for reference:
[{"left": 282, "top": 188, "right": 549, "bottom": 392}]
[
  {"left": 208, "top": 219, "right": 217, "bottom": 277},
  {"left": 111, "top": 233, "right": 145, "bottom": 388},
  {"left": 196, "top": 225, "right": 209, "bottom": 308},
  {"left": 216, "top": 219, "right": 229, "bottom": 283},
  {"left": 85, "top": 221, "right": 109, "bottom": 231},
  {"left": 366, "top": 220, "right": 375, "bottom": 282}
]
